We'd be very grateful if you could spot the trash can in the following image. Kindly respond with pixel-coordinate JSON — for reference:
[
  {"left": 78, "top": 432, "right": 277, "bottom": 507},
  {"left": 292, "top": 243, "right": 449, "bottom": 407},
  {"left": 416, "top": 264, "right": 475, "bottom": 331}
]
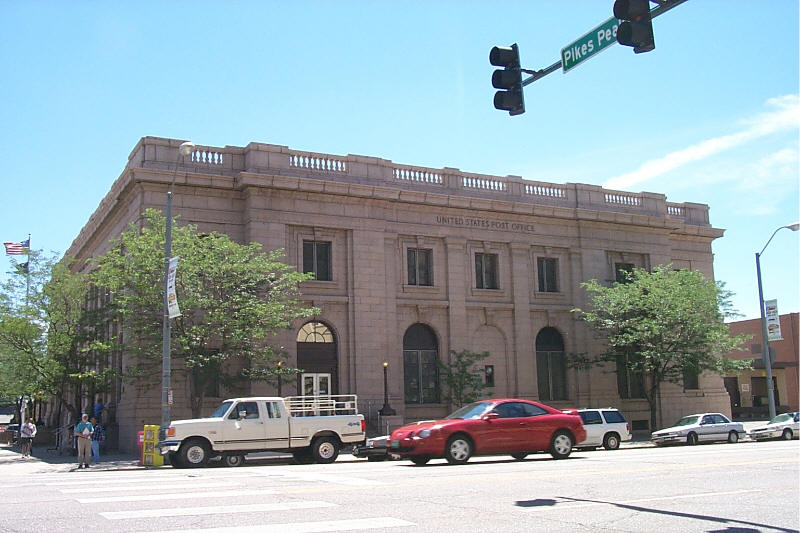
[{"left": 141, "top": 425, "right": 163, "bottom": 466}]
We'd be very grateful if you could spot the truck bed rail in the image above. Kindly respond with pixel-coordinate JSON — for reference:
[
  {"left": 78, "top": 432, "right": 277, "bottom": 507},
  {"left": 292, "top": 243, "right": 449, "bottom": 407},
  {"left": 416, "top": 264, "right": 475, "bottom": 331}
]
[{"left": 284, "top": 395, "right": 359, "bottom": 417}]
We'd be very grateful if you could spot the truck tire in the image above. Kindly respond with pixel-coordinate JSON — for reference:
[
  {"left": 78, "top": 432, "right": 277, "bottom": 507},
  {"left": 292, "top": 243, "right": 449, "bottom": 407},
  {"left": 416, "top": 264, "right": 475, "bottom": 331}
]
[
  {"left": 179, "top": 438, "right": 210, "bottom": 468},
  {"left": 311, "top": 436, "right": 340, "bottom": 464},
  {"left": 167, "top": 451, "right": 185, "bottom": 468}
]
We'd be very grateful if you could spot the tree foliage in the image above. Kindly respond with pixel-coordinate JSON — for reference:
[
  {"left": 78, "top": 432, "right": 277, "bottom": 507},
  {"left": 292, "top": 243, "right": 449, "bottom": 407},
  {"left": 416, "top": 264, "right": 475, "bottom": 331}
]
[
  {"left": 573, "top": 265, "right": 751, "bottom": 429},
  {"left": 91, "top": 209, "right": 316, "bottom": 416},
  {"left": 0, "top": 252, "right": 113, "bottom": 422},
  {"left": 438, "top": 349, "right": 490, "bottom": 408}
]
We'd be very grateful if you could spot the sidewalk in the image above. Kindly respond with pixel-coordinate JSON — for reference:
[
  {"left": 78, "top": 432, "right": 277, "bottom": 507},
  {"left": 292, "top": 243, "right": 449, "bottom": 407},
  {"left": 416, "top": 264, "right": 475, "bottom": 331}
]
[{"left": 0, "top": 443, "right": 141, "bottom": 474}]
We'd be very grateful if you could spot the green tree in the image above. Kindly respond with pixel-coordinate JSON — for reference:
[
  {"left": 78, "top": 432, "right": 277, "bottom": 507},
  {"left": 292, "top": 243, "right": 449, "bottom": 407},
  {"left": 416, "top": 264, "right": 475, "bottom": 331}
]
[
  {"left": 573, "top": 266, "right": 751, "bottom": 430},
  {"left": 438, "top": 349, "right": 490, "bottom": 408},
  {"left": 0, "top": 252, "right": 114, "bottom": 424},
  {"left": 91, "top": 209, "right": 316, "bottom": 417}
]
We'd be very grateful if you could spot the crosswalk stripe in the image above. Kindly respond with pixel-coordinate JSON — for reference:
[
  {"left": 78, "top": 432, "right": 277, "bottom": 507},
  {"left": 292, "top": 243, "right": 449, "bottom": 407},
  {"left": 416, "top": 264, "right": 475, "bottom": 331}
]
[
  {"left": 76, "top": 489, "right": 276, "bottom": 503},
  {"left": 100, "top": 501, "right": 336, "bottom": 519},
  {"left": 61, "top": 481, "right": 237, "bottom": 493},
  {"left": 150, "top": 517, "right": 415, "bottom": 533}
]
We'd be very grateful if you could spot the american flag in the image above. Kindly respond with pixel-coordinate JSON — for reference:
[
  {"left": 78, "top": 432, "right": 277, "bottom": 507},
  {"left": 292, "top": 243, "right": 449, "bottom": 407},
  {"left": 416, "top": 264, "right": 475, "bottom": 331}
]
[{"left": 4, "top": 239, "right": 29, "bottom": 255}]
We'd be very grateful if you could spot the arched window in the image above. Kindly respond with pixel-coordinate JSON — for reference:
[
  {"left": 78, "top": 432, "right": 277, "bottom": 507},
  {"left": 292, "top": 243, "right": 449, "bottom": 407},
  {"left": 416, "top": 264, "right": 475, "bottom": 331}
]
[
  {"left": 296, "top": 322, "right": 334, "bottom": 343},
  {"left": 403, "top": 324, "right": 440, "bottom": 404},
  {"left": 536, "top": 327, "right": 567, "bottom": 401}
]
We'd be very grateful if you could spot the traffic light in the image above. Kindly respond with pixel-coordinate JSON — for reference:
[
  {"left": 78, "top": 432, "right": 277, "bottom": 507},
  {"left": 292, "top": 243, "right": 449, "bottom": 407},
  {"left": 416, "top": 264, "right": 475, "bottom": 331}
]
[
  {"left": 614, "top": 0, "right": 655, "bottom": 53},
  {"left": 490, "top": 44, "right": 525, "bottom": 116}
]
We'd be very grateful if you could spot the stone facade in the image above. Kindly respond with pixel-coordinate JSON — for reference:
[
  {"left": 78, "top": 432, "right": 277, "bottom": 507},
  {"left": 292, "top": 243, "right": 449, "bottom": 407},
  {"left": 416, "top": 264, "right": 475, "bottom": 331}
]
[{"left": 67, "top": 137, "right": 732, "bottom": 451}]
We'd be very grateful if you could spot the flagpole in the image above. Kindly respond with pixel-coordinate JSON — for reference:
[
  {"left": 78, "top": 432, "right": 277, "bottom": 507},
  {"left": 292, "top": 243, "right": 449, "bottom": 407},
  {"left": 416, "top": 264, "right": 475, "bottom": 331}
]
[{"left": 25, "top": 233, "right": 31, "bottom": 306}]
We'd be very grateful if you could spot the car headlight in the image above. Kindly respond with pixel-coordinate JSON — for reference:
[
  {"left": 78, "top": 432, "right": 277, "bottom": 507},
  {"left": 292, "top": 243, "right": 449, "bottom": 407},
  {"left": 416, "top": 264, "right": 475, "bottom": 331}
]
[{"left": 418, "top": 429, "right": 432, "bottom": 438}]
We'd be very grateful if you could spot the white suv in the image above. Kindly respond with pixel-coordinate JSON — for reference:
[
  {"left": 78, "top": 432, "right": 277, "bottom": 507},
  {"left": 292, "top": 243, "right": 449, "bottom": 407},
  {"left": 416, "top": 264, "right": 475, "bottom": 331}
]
[{"left": 577, "top": 408, "right": 632, "bottom": 450}]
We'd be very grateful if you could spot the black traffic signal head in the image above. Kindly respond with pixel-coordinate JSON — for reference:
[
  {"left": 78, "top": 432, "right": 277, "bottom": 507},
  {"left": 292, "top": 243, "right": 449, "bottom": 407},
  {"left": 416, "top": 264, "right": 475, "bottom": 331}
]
[
  {"left": 489, "top": 44, "right": 525, "bottom": 116},
  {"left": 614, "top": 0, "right": 655, "bottom": 53}
]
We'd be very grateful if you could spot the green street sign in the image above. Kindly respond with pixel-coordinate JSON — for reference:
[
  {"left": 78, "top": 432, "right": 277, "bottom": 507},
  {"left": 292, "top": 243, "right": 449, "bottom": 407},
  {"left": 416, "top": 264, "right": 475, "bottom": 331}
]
[{"left": 561, "top": 17, "right": 620, "bottom": 73}]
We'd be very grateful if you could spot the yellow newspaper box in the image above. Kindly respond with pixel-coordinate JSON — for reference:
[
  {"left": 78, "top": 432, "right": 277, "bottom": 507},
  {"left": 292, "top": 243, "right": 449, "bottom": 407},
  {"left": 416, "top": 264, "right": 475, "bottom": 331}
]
[{"left": 142, "top": 424, "right": 164, "bottom": 466}]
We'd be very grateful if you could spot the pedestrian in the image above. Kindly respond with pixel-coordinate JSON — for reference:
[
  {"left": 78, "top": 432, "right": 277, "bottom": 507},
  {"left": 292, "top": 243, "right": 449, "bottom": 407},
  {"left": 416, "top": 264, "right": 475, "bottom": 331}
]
[
  {"left": 90, "top": 417, "right": 105, "bottom": 463},
  {"left": 74, "top": 414, "right": 94, "bottom": 469},
  {"left": 93, "top": 397, "right": 104, "bottom": 423},
  {"left": 19, "top": 417, "right": 37, "bottom": 458}
]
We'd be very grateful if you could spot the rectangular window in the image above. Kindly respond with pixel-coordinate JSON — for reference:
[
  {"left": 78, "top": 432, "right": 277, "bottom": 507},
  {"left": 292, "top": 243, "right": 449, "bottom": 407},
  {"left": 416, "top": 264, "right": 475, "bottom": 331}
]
[
  {"left": 537, "top": 257, "right": 559, "bottom": 292},
  {"left": 475, "top": 253, "right": 499, "bottom": 289},
  {"left": 683, "top": 368, "right": 699, "bottom": 390},
  {"left": 616, "top": 354, "right": 645, "bottom": 399},
  {"left": 484, "top": 365, "right": 495, "bottom": 387},
  {"left": 303, "top": 240, "right": 332, "bottom": 281},
  {"left": 615, "top": 262, "right": 635, "bottom": 284},
  {"left": 407, "top": 248, "right": 433, "bottom": 286}
]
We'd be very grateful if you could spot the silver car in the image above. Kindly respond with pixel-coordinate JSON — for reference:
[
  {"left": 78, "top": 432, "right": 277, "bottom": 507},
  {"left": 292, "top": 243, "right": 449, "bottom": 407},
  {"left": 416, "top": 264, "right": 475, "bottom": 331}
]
[
  {"left": 651, "top": 413, "right": 744, "bottom": 446},
  {"left": 749, "top": 412, "right": 799, "bottom": 441}
]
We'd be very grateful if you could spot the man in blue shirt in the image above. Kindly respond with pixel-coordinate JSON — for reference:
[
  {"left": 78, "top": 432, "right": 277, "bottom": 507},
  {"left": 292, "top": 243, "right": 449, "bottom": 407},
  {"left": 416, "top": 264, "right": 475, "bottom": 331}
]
[{"left": 74, "top": 414, "right": 93, "bottom": 469}]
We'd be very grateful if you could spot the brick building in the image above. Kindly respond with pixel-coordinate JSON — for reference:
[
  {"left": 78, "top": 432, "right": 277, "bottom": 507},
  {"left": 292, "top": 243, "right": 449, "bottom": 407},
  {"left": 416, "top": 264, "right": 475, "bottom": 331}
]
[
  {"left": 65, "top": 137, "right": 732, "bottom": 451},
  {"left": 722, "top": 313, "right": 799, "bottom": 417}
]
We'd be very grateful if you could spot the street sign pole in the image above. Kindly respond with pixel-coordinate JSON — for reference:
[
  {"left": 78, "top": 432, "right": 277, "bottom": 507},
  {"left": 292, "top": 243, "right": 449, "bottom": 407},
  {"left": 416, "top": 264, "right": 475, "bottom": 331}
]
[{"left": 517, "top": 0, "right": 688, "bottom": 86}]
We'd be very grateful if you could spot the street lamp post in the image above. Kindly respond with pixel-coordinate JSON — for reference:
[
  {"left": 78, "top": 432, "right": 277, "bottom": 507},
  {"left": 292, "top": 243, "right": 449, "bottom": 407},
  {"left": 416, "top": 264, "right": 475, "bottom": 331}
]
[
  {"left": 161, "top": 141, "right": 195, "bottom": 431},
  {"left": 379, "top": 361, "right": 395, "bottom": 417},
  {"left": 755, "top": 222, "right": 800, "bottom": 421},
  {"left": 276, "top": 361, "right": 283, "bottom": 397}
]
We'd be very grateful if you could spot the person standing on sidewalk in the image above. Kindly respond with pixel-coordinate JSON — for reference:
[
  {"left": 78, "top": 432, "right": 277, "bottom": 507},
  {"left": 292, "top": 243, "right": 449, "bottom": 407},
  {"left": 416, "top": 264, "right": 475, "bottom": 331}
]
[
  {"left": 89, "top": 417, "right": 104, "bottom": 463},
  {"left": 19, "top": 417, "right": 37, "bottom": 458},
  {"left": 74, "top": 414, "right": 94, "bottom": 469}
]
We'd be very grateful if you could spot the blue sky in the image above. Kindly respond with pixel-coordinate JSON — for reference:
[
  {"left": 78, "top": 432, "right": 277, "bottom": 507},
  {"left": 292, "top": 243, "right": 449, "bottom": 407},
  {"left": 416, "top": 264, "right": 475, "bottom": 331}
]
[{"left": 1, "top": 1, "right": 797, "bottom": 321}]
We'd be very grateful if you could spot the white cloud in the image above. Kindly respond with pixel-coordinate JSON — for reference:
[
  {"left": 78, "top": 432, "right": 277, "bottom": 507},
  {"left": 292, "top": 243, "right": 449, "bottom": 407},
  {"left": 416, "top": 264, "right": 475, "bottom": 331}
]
[{"left": 603, "top": 94, "right": 799, "bottom": 191}]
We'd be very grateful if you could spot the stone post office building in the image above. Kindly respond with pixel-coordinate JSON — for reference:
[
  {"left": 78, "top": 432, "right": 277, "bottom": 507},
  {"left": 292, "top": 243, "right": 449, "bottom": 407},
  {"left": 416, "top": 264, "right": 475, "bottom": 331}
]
[{"left": 67, "top": 136, "right": 731, "bottom": 451}]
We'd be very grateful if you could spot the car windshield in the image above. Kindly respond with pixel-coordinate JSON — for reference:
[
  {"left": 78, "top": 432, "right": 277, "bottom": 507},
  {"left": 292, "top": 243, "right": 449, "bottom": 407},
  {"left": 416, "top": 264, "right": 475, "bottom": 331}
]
[
  {"left": 210, "top": 401, "right": 234, "bottom": 418},
  {"left": 674, "top": 415, "right": 700, "bottom": 427},
  {"left": 769, "top": 413, "right": 794, "bottom": 424},
  {"left": 445, "top": 401, "right": 491, "bottom": 420}
]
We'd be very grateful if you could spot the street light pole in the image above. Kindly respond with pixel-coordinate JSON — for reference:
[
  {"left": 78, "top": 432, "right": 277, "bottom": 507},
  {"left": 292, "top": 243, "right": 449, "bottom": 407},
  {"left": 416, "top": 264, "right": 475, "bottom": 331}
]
[
  {"left": 379, "top": 361, "right": 396, "bottom": 417},
  {"left": 161, "top": 141, "right": 195, "bottom": 430},
  {"left": 755, "top": 222, "right": 800, "bottom": 421}
]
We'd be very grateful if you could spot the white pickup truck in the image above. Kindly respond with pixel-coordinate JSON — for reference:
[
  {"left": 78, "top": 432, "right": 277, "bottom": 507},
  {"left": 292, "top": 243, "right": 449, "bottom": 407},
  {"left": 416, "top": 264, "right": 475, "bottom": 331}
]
[{"left": 158, "top": 395, "right": 365, "bottom": 467}]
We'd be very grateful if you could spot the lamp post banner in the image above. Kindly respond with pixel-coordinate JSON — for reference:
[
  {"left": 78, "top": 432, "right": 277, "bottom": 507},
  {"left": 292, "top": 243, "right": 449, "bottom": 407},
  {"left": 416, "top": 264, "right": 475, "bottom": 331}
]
[
  {"left": 765, "top": 299, "right": 782, "bottom": 341},
  {"left": 167, "top": 256, "right": 181, "bottom": 319}
]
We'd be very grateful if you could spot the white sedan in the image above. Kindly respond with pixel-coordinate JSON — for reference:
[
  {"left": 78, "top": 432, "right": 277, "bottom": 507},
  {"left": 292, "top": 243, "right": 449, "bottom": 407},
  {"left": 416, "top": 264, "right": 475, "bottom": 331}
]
[
  {"left": 651, "top": 413, "right": 744, "bottom": 446},
  {"left": 749, "top": 412, "right": 799, "bottom": 441}
]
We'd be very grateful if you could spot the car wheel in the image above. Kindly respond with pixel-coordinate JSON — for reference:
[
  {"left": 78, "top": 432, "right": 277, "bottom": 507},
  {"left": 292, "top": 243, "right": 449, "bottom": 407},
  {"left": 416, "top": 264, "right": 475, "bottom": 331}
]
[
  {"left": 686, "top": 432, "right": 699, "bottom": 446},
  {"left": 179, "top": 438, "right": 210, "bottom": 468},
  {"left": 410, "top": 456, "right": 430, "bottom": 466},
  {"left": 549, "top": 430, "right": 574, "bottom": 459},
  {"left": 603, "top": 433, "right": 621, "bottom": 450},
  {"left": 167, "top": 451, "right": 185, "bottom": 468},
  {"left": 311, "top": 437, "right": 340, "bottom": 464},
  {"left": 782, "top": 428, "right": 794, "bottom": 440},
  {"left": 727, "top": 431, "right": 739, "bottom": 444},
  {"left": 511, "top": 452, "right": 528, "bottom": 461},
  {"left": 222, "top": 454, "right": 245, "bottom": 467},
  {"left": 445, "top": 435, "right": 473, "bottom": 465}
]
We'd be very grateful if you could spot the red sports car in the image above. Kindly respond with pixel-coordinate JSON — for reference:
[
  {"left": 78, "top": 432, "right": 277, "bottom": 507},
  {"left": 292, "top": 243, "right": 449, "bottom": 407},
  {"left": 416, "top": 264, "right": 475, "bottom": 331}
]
[{"left": 389, "top": 398, "right": 586, "bottom": 465}]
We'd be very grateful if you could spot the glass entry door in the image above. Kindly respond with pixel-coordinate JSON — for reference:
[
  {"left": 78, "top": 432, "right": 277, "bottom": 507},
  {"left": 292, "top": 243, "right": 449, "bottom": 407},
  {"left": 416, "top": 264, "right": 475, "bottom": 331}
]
[{"left": 302, "top": 373, "right": 331, "bottom": 396}]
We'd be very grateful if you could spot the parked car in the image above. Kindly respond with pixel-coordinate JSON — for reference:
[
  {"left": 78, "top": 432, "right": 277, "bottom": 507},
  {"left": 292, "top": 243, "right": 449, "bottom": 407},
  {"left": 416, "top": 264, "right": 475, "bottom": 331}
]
[
  {"left": 576, "top": 408, "right": 632, "bottom": 450},
  {"left": 352, "top": 435, "right": 396, "bottom": 461},
  {"left": 651, "top": 413, "right": 744, "bottom": 446},
  {"left": 749, "top": 412, "right": 799, "bottom": 441},
  {"left": 389, "top": 398, "right": 586, "bottom": 465}
]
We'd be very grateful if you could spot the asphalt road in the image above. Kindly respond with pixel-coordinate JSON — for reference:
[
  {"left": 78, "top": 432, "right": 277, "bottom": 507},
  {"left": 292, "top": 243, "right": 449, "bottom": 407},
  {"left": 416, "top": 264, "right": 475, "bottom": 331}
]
[{"left": 1, "top": 439, "right": 797, "bottom": 533}]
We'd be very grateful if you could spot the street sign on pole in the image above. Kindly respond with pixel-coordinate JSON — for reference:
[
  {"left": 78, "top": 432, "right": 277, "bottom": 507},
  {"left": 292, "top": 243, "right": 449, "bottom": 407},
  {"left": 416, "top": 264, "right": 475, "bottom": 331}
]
[{"left": 561, "top": 17, "right": 620, "bottom": 73}]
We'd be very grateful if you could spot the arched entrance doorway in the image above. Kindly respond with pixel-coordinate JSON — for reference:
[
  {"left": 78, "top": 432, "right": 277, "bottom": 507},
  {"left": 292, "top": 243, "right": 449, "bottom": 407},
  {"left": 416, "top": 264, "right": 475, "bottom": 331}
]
[
  {"left": 403, "top": 324, "right": 440, "bottom": 404},
  {"left": 536, "top": 327, "right": 567, "bottom": 401},
  {"left": 296, "top": 321, "right": 337, "bottom": 396}
]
